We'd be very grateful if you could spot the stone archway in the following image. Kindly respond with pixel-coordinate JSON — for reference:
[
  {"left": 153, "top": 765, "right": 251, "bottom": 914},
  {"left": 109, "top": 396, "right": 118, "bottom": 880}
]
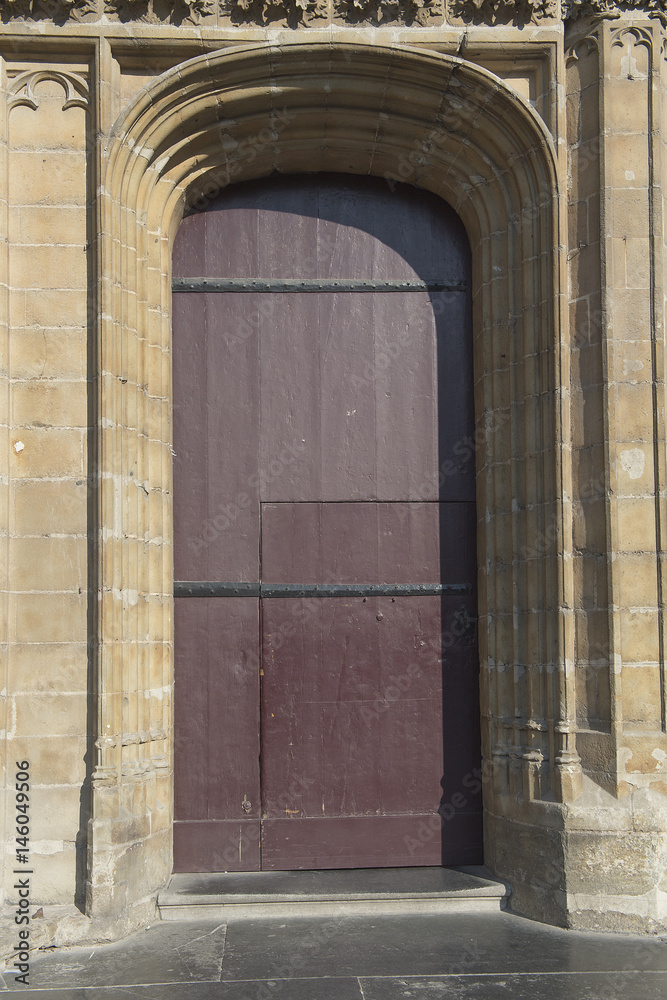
[{"left": 88, "top": 41, "right": 576, "bottom": 929}]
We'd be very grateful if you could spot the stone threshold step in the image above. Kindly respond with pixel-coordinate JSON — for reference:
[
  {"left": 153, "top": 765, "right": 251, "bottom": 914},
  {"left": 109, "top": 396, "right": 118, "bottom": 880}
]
[{"left": 158, "top": 866, "right": 510, "bottom": 921}]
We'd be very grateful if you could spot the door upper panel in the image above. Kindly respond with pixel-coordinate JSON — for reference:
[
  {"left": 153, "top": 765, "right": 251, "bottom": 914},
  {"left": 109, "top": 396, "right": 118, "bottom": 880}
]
[
  {"left": 173, "top": 174, "right": 471, "bottom": 282},
  {"left": 172, "top": 174, "right": 474, "bottom": 512}
]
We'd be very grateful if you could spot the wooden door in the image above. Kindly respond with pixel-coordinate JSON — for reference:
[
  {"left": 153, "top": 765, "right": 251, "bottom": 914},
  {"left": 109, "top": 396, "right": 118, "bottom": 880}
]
[{"left": 172, "top": 174, "right": 481, "bottom": 873}]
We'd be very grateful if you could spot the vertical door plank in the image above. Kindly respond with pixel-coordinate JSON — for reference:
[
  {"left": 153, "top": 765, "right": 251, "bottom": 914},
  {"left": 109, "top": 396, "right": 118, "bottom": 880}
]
[
  {"left": 203, "top": 291, "right": 260, "bottom": 581},
  {"left": 173, "top": 290, "right": 261, "bottom": 582},
  {"left": 317, "top": 293, "right": 377, "bottom": 501},
  {"left": 258, "top": 180, "right": 319, "bottom": 279},
  {"left": 261, "top": 501, "right": 468, "bottom": 585},
  {"left": 173, "top": 596, "right": 261, "bottom": 872},
  {"left": 173, "top": 290, "right": 210, "bottom": 581},
  {"left": 172, "top": 207, "right": 206, "bottom": 278},
  {"left": 435, "top": 293, "right": 476, "bottom": 503},
  {"left": 204, "top": 195, "right": 260, "bottom": 280},
  {"left": 259, "top": 293, "right": 321, "bottom": 502},
  {"left": 373, "top": 291, "right": 439, "bottom": 501}
]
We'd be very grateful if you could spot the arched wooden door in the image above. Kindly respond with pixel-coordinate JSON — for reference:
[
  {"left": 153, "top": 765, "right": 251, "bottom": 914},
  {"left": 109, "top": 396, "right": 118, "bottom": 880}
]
[{"left": 171, "top": 174, "right": 481, "bottom": 873}]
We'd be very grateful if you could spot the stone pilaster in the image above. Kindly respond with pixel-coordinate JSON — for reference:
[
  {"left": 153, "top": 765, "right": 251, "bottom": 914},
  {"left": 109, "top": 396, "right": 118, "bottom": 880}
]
[{"left": 564, "top": 13, "right": 667, "bottom": 932}]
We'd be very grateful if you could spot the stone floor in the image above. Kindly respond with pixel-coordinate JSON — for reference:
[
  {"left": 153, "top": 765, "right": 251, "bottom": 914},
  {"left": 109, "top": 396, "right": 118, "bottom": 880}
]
[{"left": 1, "top": 908, "right": 667, "bottom": 998}]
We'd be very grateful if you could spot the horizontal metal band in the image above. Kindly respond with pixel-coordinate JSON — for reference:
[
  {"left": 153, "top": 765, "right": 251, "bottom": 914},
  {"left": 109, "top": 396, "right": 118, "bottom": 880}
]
[
  {"left": 174, "top": 581, "right": 473, "bottom": 598},
  {"left": 261, "top": 583, "right": 473, "bottom": 598},
  {"left": 175, "top": 582, "right": 260, "bottom": 597},
  {"left": 172, "top": 277, "right": 467, "bottom": 294}
]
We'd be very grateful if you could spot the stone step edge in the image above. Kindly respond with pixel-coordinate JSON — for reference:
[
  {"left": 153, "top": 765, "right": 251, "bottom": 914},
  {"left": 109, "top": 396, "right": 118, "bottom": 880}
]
[
  {"left": 158, "top": 883, "right": 507, "bottom": 905},
  {"left": 158, "top": 896, "right": 506, "bottom": 922}
]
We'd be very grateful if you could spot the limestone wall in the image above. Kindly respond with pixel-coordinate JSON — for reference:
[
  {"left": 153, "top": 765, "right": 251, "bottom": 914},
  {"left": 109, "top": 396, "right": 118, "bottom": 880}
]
[{"left": 2, "top": 59, "right": 91, "bottom": 928}]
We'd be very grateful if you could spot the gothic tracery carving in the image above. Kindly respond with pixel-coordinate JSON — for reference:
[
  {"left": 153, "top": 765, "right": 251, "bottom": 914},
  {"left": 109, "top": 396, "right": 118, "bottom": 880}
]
[{"left": 8, "top": 69, "right": 90, "bottom": 110}]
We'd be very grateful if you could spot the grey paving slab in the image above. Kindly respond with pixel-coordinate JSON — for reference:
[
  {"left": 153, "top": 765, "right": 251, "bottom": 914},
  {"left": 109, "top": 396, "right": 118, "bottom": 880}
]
[
  {"left": 219, "top": 911, "right": 667, "bottom": 981},
  {"left": 3, "top": 975, "right": 667, "bottom": 1000},
  {"left": 0, "top": 979, "right": 363, "bottom": 999},
  {"left": 3, "top": 921, "right": 226, "bottom": 992},
  {"left": 360, "top": 971, "right": 667, "bottom": 1000},
  {"left": 3, "top": 909, "right": 667, "bottom": 999}
]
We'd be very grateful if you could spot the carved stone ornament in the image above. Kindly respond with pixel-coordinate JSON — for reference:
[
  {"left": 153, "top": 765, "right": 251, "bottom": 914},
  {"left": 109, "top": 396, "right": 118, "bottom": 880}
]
[
  {"left": 180, "top": 0, "right": 216, "bottom": 14},
  {"left": 562, "top": 0, "right": 667, "bottom": 22},
  {"left": 0, "top": 0, "right": 97, "bottom": 19},
  {"left": 228, "top": 0, "right": 328, "bottom": 26},
  {"left": 0, "top": 0, "right": 445, "bottom": 21},
  {"left": 338, "top": 0, "right": 444, "bottom": 24},
  {"left": 226, "top": 0, "right": 442, "bottom": 23},
  {"left": 450, "top": 0, "right": 555, "bottom": 22},
  {"left": 103, "top": 0, "right": 149, "bottom": 21},
  {"left": 0, "top": 0, "right": 666, "bottom": 33}
]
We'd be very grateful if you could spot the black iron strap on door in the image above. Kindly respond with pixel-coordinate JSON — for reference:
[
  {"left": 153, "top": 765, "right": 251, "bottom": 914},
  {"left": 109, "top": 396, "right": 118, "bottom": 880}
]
[
  {"left": 172, "top": 277, "right": 468, "bottom": 294},
  {"left": 174, "top": 582, "right": 474, "bottom": 598}
]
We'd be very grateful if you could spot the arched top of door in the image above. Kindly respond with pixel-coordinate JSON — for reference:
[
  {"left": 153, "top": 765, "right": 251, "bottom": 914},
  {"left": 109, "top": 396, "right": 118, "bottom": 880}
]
[
  {"left": 105, "top": 41, "right": 559, "bottom": 255},
  {"left": 173, "top": 173, "right": 471, "bottom": 288}
]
